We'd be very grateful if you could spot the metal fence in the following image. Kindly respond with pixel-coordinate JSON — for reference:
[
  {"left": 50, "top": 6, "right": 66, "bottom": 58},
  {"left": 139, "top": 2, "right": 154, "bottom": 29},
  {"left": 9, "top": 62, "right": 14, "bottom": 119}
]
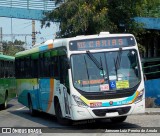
[
  {"left": 142, "top": 57, "right": 160, "bottom": 107},
  {"left": 142, "top": 57, "right": 160, "bottom": 80},
  {"left": 0, "top": 0, "right": 56, "bottom": 11}
]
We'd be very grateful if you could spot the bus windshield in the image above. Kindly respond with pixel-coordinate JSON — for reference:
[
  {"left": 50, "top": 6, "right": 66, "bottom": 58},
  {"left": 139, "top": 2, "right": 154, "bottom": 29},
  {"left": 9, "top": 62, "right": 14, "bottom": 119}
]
[{"left": 71, "top": 49, "right": 141, "bottom": 92}]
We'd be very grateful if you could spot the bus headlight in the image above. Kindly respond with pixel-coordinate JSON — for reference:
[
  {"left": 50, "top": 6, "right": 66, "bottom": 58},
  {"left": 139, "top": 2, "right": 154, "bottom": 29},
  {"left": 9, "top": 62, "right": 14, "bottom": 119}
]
[
  {"left": 72, "top": 95, "right": 88, "bottom": 107},
  {"left": 134, "top": 89, "right": 144, "bottom": 103}
]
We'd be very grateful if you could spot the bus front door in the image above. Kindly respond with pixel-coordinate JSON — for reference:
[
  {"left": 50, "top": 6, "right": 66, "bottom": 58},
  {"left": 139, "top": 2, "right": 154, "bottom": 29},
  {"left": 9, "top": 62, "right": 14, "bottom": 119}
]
[{"left": 58, "top": 84, "right": 70, "bottom": 118}]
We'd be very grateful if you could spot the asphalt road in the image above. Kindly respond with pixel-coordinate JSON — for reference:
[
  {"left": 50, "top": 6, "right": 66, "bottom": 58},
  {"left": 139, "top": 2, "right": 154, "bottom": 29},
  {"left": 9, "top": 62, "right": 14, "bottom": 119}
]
[{"left": 0, "top": 98, "right": 160, "bottom": 135}]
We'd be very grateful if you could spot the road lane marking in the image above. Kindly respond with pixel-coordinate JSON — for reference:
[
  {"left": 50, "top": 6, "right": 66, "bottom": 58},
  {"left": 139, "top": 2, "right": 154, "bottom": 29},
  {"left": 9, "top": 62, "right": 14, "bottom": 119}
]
[{"left": 16, "top": 106, "right": 26, "bottom": 110}]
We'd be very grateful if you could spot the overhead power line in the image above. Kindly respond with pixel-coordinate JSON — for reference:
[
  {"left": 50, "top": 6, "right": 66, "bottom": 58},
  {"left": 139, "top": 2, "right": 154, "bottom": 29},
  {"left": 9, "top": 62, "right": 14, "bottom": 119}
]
[{"left": 0, "top": 33, "right": 41, "bottom": 37}]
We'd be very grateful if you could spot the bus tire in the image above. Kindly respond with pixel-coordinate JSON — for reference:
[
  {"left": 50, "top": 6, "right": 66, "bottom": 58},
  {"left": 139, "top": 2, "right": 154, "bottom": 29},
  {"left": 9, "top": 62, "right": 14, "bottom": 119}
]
[
  {"left": 110, "top": 116, "right": 127, "bottom": 123},
  {"left": 55, "top": 101, "right": 71, "bottom": 125},
  {"left": 28, "top": 95, "right": 37, "bottom": 116},
  {"left": 1, "top": 92, "right": 8, "bottom": 110}
]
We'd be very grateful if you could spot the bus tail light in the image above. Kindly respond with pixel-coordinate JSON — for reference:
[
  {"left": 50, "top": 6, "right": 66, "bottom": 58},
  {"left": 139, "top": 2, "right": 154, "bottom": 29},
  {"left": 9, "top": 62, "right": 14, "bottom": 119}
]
[
  {"left": 72, "top": 95, "right": 88, "bottom": 107},
  {"left": 134, "top": 89, "right": 144, "bottom": 103}
]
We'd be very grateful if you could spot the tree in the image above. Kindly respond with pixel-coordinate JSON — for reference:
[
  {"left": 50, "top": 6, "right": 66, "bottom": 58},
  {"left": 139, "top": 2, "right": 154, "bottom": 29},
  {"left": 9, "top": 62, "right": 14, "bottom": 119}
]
[
  {"left": 135, "top": 0, "right": 160, "bottom": 57},
  {"left": 2, "top": 40, "right": 25, "bottom": 56},
  {"left": 139, "top": 0, "right": 160, "bottom": 18},
  {"left": 42, "top": 0, "right": 148, "bottom": 38},
  {"left": 42, "top": 0, "right": 116, "bottom": 37},
  {"left": 42, "top": 0, "right": 160, "bottom": 57}
]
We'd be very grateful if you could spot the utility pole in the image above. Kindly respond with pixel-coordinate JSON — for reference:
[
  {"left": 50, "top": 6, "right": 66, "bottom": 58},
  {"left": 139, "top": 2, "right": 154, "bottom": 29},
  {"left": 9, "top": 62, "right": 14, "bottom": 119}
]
[
  {"left": 32, "top": 20, "right": 36, "bottom": 46},
  {"left": 0, "top": 27, "right": 3, "bottom": 54},
  {"left": 11, "top": 18, "right": 13, "bottom": 43}
]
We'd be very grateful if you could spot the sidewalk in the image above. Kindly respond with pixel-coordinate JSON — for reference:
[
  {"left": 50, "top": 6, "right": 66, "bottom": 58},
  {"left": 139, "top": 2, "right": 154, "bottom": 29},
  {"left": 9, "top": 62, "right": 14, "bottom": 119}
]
[{"left": 145, "top": 108, "right": 160, "bottom": 115}]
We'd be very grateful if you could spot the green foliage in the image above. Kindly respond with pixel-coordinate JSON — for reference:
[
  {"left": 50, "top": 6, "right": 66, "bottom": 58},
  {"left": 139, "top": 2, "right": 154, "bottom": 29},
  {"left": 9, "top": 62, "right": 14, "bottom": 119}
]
[
  {"left": 42, "top": 0, "right": 159, "bottom": 38},
  {"left": 107, "top": 0, "right": 147, "bottom": 34},
  {"left": 138, "top": 43, "right": 146, "bottom": 55},
  {"left": 2, "top": 40, "right": 25, "bottom": 56},
  {"left": 42, "top": 0, "right": 116, "bottom": 37},
  {"left": 140, "top": 0, "right": 160, "bottom": 17}
]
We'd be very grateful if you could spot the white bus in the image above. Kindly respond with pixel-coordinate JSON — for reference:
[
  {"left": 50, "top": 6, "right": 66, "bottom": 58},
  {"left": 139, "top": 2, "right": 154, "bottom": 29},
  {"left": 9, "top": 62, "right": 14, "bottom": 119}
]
[{"left": 15, "top": 32, "right": 145, "bottom": 125}]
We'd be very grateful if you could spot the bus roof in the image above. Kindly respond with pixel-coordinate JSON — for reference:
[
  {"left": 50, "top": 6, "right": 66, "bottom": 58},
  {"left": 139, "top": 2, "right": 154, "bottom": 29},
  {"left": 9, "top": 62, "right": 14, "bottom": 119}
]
[
  {"left": 15, "top": 32, "right": 135, "bottom": 58},
  {"left": 15, "top": 38, "right": 68, "bottom": 58},
  {"left": 0, "top": 54, "right": 15, "bottom": 61}
]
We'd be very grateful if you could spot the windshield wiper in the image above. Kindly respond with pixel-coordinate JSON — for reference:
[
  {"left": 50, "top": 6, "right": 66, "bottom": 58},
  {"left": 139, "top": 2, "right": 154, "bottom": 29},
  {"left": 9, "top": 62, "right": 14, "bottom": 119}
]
[
  {"left": 114, "top": 58, "right": 118, "bottom": 81},
  {"left": 116, "top": 48, "right": 122, "bottom": 70},
  {"left": 84, "top": 56, "right": 90, "bottom": 89},
  {"left": 114, "top": 48, "right": 122, "bottom": 81},
  {"left": 86, "top": 51, "right": 109, "bottom": 84},
  {"left": 86, "top": 50, "right": 103, "bottom": 70}
]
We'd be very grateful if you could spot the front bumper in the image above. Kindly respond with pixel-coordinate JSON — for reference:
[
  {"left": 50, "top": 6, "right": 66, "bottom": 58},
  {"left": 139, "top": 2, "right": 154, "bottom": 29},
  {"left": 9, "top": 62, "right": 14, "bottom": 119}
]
[{"left": 71, "top": 99, "right": 145, "bottom": 120}]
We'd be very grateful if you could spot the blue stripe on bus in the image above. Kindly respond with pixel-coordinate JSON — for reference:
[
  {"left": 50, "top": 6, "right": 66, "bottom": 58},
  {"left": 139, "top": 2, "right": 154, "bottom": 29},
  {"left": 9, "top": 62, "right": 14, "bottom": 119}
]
[
  {"left": 39, "top": 45, "right": 48, "bottom": 51},
  {"left": 102, "top": 92, "right": 136, "bottom": 107}
]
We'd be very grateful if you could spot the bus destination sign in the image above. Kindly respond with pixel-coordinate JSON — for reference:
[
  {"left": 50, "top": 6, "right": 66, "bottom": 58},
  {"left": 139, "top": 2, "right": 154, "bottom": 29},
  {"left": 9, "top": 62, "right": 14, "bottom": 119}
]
[{"left": 69, "top": 36, "right": 135, "bottom": 51}]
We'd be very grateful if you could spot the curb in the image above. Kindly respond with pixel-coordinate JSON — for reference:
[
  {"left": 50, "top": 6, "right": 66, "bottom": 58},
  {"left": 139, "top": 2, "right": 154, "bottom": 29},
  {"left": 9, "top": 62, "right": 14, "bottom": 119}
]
[{"left": 145, "top": 111, "right": 160, "bottom": 115}]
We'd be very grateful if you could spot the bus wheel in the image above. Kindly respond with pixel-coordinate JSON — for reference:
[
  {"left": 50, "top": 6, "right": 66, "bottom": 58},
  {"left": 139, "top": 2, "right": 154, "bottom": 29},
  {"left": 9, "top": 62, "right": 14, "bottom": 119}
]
[
  {"left": 28, "top": 96, "right": 37, "bottom": 116},
  {"left": 1, "top": 92, "right": 8, "bottom": 110},
  {"left": 55, "top": 101, "right": 71, "bottom": 125},
  {"left": 110, "top": 116, "right": 127, "bottom": 123}
]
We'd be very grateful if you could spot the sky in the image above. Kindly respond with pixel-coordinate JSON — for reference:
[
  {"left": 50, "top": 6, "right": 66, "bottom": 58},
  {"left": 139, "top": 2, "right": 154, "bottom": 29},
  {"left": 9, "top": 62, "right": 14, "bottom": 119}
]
[{"left": 0, "top": 17, "right": 59, "bottom": 49}]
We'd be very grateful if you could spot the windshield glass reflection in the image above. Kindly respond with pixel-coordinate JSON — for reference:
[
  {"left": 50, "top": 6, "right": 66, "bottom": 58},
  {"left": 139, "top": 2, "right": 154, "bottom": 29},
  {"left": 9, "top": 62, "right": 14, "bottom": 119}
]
[{"left": 71, "top": 50, "right": 141, "bottom": 92}]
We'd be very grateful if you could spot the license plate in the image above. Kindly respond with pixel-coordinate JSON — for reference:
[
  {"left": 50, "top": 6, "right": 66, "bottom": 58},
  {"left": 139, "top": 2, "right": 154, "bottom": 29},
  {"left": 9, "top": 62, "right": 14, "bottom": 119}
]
[{"left": 106, "top": 112, "right": 119, "bottom": 117}]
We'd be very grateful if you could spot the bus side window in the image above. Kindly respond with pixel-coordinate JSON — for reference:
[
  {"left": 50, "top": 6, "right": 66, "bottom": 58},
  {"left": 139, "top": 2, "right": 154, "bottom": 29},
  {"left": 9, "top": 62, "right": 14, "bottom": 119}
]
[
  {"left": 51, "top": 56, "right": 59, "bottom": 79},
  {"left": 4, "top": 61, "right": 8, "bottom": 78},
  {"left": 15, "top": 59, "right": 20, "bottom": 78},
  {"left": 31, "top": 58, "right": 38, "bottom": 78},
  {"left": 15, "top": 59, "right": 18, "bottom": 78},
  {"left": 12, "top": 61, "right": 15, "bottom": 77},
  {"left": 2, "top": 60, "right": 5, "bottom": 78},
  {"left": 0, "top": 60, "right": 2, "bottom": 78},
  {"left": 3, "top": 61, "right": 5, "bottom": 78},
  {"left": 59, "top": 55, "right": 68, "bottom": 85},
  {"left": 44, "top": 56, "right": 50, "bottom": 77},
  {"left": 25, "top": 57, "right": 30, "bottom": 78},
  {"left": 19, "top": 59, "right": 22, "bottom": 78},
  {"left": 39, "top": 54, "right": 44, "bottom": 77},
  {"left": 20, "top": 58, "right": 25, "bottom": 78},
  {"left": 9, "top": 61, "right": 11, "bottom": 77}
]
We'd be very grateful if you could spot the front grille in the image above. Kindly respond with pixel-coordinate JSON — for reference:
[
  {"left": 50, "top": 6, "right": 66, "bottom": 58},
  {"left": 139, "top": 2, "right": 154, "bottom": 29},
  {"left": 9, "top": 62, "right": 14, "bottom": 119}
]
[
  {"left": 92, "top": 106, "right": 131, "bottom": 116},
  {"left": 82, "top": 90, "right": 135, "bottom": 100}
]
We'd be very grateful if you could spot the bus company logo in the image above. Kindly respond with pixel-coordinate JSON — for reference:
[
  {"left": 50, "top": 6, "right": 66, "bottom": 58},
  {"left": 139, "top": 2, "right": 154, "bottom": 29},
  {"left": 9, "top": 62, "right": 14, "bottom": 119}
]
[{"left": 109, "top": 101, "right": 113, "bottom": 105}]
